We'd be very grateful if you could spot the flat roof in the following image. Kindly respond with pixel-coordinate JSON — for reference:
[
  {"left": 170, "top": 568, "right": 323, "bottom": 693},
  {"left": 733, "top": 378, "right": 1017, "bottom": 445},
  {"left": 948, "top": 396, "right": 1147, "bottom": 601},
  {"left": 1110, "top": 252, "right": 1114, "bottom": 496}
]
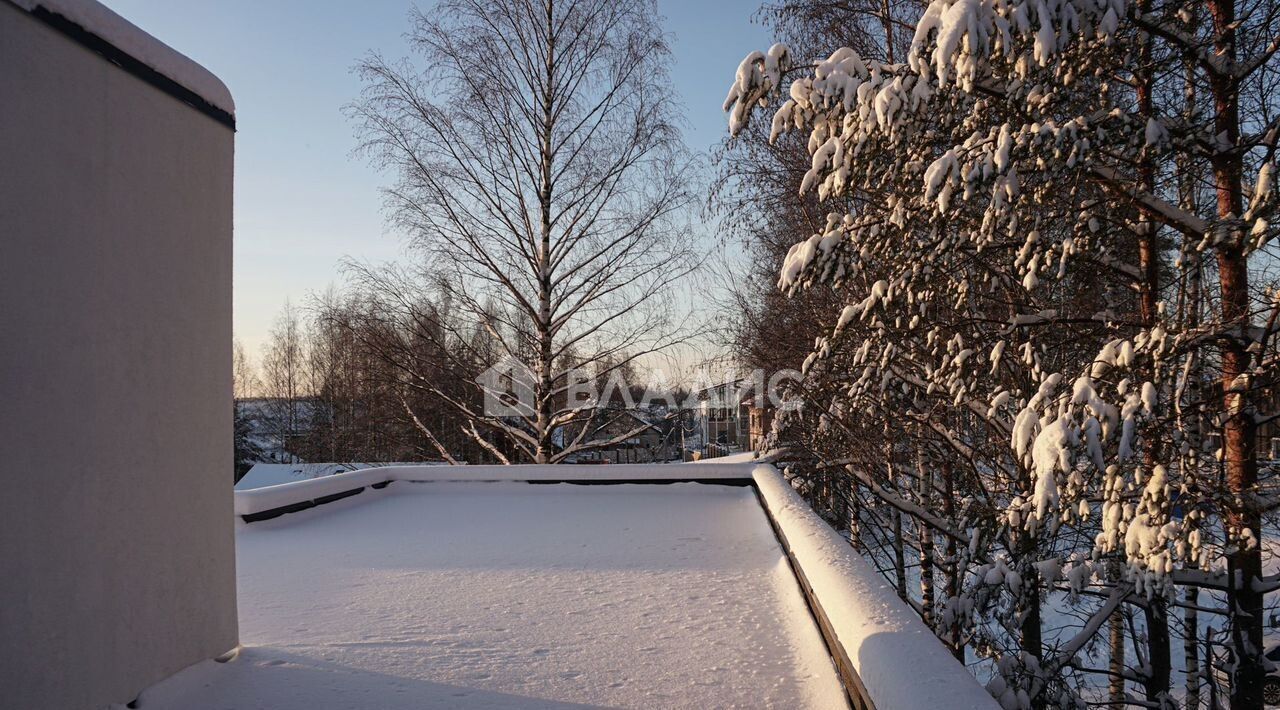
[{"left": 134, "top": 482, "right": 848, "bottom": 709}]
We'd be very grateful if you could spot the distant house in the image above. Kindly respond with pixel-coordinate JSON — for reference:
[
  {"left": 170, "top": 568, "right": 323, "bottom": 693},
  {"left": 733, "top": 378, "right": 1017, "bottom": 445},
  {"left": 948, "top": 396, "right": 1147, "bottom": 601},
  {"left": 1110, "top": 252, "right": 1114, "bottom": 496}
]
[
  {"left": 236, "top": 397, "right": 319, "bottom": 464},
  {"left": 694, "top": 379, "right": 744, "bottom": 451},
  {"left": 690, "top": 379, "right": 779, "bottom": 458},
  {"left": 693, "top": 380, "right": 754, "bottom": 454}
]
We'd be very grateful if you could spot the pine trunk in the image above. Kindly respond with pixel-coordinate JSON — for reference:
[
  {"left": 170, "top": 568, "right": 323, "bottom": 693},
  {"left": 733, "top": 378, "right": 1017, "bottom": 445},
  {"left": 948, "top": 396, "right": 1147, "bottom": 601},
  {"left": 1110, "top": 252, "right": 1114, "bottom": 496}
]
[
  {"left": 917, "top": 453, "right": 934, "bottom": 629},
  {"left": 941, "top": 459, "right": 962, "bottom": 660},
  {"left": 1185, "top": 586, "right": 1200, "bottom": 709},
  {"left": 1206, "top": 2, "right": 1263, "bottom": 706},
  {"left": 1109, "top": 607, "right": 1126, "bottom": 703},
  {"left": 1020, "top": 568, "right": 1044, "bottom": 709},
  {"left": 1144, "top": 600, "right": 1171, "bottom": 706}
]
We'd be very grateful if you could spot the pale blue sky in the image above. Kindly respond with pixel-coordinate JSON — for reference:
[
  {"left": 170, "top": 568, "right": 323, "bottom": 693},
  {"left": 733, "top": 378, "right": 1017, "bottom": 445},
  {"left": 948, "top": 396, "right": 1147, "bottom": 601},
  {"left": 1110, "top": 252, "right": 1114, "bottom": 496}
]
[{"left": 102, "top": 0, "right": 774, "bottom": 361}]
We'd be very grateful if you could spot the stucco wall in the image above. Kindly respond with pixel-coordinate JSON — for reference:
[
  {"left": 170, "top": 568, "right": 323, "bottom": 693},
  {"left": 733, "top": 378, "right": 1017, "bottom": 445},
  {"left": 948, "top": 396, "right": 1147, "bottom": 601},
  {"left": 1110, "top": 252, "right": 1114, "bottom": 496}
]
[{"left": 0, "top": 2, "right": 237, "bottom": 707}]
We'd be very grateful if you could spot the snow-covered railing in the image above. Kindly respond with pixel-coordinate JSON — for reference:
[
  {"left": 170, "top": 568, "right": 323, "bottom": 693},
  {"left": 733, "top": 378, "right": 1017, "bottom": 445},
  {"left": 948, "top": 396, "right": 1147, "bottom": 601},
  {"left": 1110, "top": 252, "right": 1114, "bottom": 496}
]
[
  {"left": 752, "top": 465, "right": 998, "bottom": 710},
  {"left": 232, "top": 462, "right": 758, "bottom": 520}
]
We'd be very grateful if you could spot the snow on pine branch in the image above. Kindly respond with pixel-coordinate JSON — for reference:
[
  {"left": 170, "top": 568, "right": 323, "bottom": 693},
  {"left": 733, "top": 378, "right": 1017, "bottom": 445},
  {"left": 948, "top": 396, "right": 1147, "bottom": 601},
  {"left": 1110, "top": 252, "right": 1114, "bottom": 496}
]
[
  {"left": 723, "top": 43, "right": 791, "bottom": 136},
  {"left": 723, "top": 0, "right": 1280, "bottom": 705},
  {"left": 721, "top": 0, "right": 1249, "bottom": 602},
  {"left": 908, "top": 0, "right": 1125, "bottom": 91}
]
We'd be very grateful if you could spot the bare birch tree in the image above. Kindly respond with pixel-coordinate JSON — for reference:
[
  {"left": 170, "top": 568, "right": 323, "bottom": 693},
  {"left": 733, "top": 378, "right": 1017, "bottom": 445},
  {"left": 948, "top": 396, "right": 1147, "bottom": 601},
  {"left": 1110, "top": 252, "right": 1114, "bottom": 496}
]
[
  {"left": 351, "top": 0, "right": 696, "bottom": 463},
  {"left": 261, "top": 301, "right": 305, "bottom": 461},
  {"left": 233, "top": 338, "right": 260, "bottom": 400}
]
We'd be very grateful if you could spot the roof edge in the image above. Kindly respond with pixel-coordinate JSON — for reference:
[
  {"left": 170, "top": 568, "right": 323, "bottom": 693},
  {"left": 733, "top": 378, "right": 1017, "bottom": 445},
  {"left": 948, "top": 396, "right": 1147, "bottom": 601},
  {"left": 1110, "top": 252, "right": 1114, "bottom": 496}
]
[{"left": 9, "top": 0, "right": 235, "bottom": 127}]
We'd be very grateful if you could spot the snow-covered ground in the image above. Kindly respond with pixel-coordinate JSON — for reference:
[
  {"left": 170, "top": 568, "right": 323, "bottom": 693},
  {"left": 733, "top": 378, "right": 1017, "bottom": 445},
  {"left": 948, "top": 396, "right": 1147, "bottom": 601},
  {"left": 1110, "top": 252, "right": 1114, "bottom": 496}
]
[{"left": 132, "top": 482, "right": 847, "bottom": 709}]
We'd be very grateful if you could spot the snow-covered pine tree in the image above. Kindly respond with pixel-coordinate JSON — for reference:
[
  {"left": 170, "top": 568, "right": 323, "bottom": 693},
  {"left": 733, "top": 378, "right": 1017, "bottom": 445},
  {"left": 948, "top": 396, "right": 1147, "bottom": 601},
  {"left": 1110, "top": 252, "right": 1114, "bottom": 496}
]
[{"left": 726, "top": 0, "right": 1280, "bottom": 706}]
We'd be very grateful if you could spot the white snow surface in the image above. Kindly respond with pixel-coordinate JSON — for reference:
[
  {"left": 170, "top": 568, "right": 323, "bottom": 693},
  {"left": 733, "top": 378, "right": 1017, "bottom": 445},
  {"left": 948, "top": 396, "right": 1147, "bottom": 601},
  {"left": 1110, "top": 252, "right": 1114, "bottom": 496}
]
[
  {"left": 13, "top": 0, "right": 234, "bottom": 115},
  {"left": 753, "top": 466, "right": 999, "bottom": 710},
  {"left": 137, "top": 482, "right": 848, "bottom": 709}
]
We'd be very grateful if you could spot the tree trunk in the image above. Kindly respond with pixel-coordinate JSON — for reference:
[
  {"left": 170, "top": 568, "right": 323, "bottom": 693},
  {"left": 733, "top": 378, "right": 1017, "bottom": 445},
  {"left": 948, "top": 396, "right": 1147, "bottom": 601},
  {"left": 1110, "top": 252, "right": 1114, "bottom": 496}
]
[
  {"left": 534, "top": 0, "right": 557, "bottom": 464},
  {"left": 1144, "top": 600, "right": 1172, "bottom": 706},
  {"left": 893, "top": 507, "right": 907, "bottom": 602},
  {"left": 941, "top": 459, "right": 962, "bottom": 660},
  {"left": 1206, "top": 2, "right": 1263, "bottom": 706},
  {"left": 1110, "top": 606, "right": 1126, "bottom": 704},
  {"left": 1178, "top": 24, "right": 1203, "bottom": 706},
  {"left": 916, "top": 448, "right": 934, "bottom": 629},
  {"left": 1134, "top": 15, "right": 1172, "bottom": 698},
  {"left": 885, "top": 444, "right": 907, "bottom": 601},
  {"left": 1020, "top": 567, "right": 1044, "bottom": 709},
  {"left": 846, "top": 465, "right": 861, "bottom": 550},
  {"left": 878, "top": 0, "right": 895, "bottom": 64},
  {"left": 1186, "top": 586, "right": 1201, "bottom": 709}
]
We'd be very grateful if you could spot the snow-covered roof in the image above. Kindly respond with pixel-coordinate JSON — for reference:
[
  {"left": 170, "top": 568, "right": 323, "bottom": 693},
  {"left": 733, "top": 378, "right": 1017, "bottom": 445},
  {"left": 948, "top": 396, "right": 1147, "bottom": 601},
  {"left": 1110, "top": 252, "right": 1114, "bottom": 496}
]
[
  {"left": 13, "top": 0, "right": 234, "bottom": 118},
  {"left": 208, "top": 463, "right": 999, "bottom": 709},
  {"left": 139, "top": 479, "right": 851, "bottom": 709},
  {"left": 694, "top": 378, "right": 747, "bottom": 397}
]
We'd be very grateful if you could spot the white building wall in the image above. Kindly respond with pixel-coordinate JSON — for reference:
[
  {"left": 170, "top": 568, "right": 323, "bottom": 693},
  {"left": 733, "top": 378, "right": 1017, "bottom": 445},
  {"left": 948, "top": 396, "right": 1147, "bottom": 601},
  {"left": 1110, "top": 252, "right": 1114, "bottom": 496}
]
[{"left": 0, "top": 2, "right": 237, "bottom": 707}]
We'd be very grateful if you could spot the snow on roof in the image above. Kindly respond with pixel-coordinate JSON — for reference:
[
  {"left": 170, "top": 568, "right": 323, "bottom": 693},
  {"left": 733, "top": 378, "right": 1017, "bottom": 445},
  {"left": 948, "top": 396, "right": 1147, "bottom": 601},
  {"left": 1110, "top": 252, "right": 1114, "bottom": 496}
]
[
  {"left": 135, "top": 482, "right": 849, "bottom": 709},
  {"left": 149, "top": 463, "right": 997, "bottom": 709},
  {"left": 234, "top": 462, "right": 441, "bottom": 491},
  {"left": 13, "top": 0, "right": 234, "bottom": 116},
  {"left": 231, "top": 462, "right": 762, "bottom": 518},
  {"left": 694, "top": 378, "right": 747, "bottom": 397},
  {"left": 234, "top": 463, "right": 344, "bottom": 491}
]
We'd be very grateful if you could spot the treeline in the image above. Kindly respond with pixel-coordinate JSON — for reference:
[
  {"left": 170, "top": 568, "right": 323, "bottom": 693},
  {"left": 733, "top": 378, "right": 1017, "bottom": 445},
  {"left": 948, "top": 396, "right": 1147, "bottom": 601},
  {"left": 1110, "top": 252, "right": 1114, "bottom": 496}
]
[
  {"left": 235, "top": 281, "right": 512, "bottom": 469},
  {"left": 718, "top": 0, "right": 1280, "bottom": 707},
  {"left": 234, "top": 270, "right": 689, "bottom": 475}
]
